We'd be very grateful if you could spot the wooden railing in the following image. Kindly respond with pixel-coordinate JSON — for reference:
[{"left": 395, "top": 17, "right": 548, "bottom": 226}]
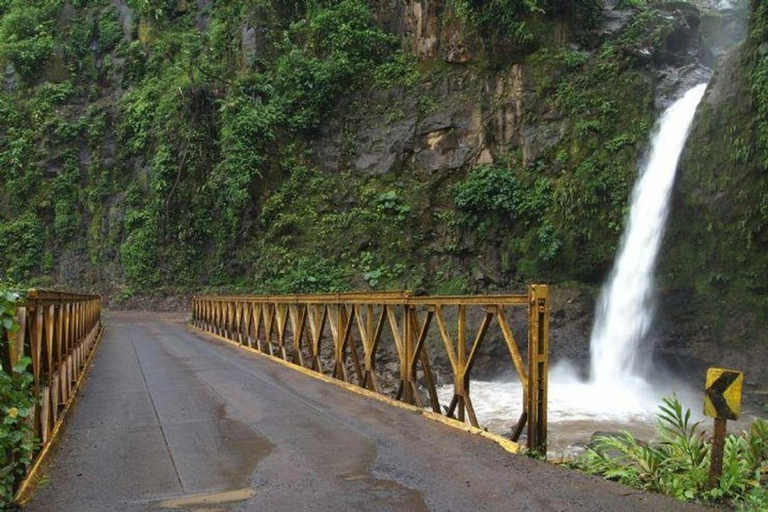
[
  {"left": 4, "top": 290, "right": 102, "bottom": 449},
  {"left": 192, "top": 286, "right": 550, "bottom": 451}
]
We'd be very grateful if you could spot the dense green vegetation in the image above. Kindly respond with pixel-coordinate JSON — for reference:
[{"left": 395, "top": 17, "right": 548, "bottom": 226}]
[
  {"left": 450, "top": 0, "right": 601, "bottom": 50},
  {"left": 0, "top": 287, "right": 35, "bottom": 507},
  {"left": 0, "top": 0, "right": 628, "bottom": 295},
  {"left": 0, "top": 0, "right": 765, "bottom": 505},
  {"left": 0, "top": 0, "right": 762, "bottom": 316},
  {"left": 570, "top": 397, "right": 768, "bottom": 510},
  {"left": 747, "top": 0, "right": 768, "bottom": 209},
  {"left": 0, "top": 0, "right": 412, "bottom": 292}
]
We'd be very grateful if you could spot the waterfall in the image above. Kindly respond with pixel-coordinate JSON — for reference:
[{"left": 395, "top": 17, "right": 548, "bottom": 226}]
[
  {"left": 436, "top": 84, "right": 711, "bottom": 452},
  {"left": 589, "top": 83, "right": 709, "bottom": 388}
]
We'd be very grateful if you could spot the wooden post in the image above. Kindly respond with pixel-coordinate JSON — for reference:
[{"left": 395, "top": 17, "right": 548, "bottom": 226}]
[{"left": 709, "top": 417, "right": 727, "bottom": 488}]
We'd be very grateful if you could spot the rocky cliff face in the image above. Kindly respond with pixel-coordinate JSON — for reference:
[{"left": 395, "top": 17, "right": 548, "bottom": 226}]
[{"left": 0, "top": 0, "right": 762, "bottom": 384}]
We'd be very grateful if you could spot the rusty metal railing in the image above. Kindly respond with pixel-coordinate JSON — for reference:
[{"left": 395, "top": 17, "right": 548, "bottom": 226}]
[
  {"left": 192, "top": 286, "right": 549, "bottom": 451},
  {"left": 4, "top": 290, "right": 102, "bottom": 454}
]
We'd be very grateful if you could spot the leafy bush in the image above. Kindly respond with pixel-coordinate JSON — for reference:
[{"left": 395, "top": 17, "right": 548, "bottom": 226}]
[
  {"left": 0, "top": 3, "right": 57, "bottom": 79},
  {"left": 450, "top": 0, "right": 601, "bottom": 49},
  {"left": 454, "top": 166, "right": 522, "bottom": 225},
  {"left": 119, "top": 211, "right": 161, "bottom": 289},
  {"left": 376, "top": 191, "right": 410, "bottom": 223},
  {"left": 127, "top": 0, "right": 176, "bottom": 21},
  {"left": 0, "top": 287, "right": 36, "bottom": 507},
  {"left": 98, "top": 9, "right": 124, "bottom": 52},
  {"left": 570, "top": 397, "right": 768, "bottom": 508},
  {"left": 0, "top": 214, "right": 45, "bottom": 281},
  {"left": 450, "top": 0, "right": 545, "bottom": 47},
  {"left": 272, "top": 1, "right": 398, "bottom": 131},
  {"left": 214, "top": 90, "right": 281, "bottom": 231},
  {"left": 264, "top": 256, "right": 349, "bottom": 294},
  {"left": 306, "top": 0, "right": 398, "bottom": 62}
]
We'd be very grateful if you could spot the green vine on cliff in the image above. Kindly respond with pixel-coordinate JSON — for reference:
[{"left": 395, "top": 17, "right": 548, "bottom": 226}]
[{"left": 108, "top": 0, "right": 404, "bottom": 289}]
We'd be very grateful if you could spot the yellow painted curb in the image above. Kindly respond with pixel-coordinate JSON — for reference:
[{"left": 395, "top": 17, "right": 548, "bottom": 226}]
[
  {"left": 14, "top": 324, "right": 106, "bottom": 505},
  {"left": 188, "top": 324, "right": 522, "bottom": 455}
]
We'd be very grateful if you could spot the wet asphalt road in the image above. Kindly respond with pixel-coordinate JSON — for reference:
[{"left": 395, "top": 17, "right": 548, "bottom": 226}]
[{"left": 26, "top": 311, "right": 706, "bottom": 512}]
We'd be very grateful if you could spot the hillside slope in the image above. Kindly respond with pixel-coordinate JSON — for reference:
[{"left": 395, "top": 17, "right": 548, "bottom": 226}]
[{"left": 0, "top": 0, "right": 763, "bottom": 382}]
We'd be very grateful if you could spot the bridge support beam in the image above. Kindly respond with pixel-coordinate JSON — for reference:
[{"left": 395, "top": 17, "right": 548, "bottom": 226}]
[{"left": 526, "top": 284, "right": 549, "bottom": 453}]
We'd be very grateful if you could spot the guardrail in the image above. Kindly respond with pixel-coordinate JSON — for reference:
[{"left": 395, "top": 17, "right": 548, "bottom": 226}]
[
  {"left": 192, "top": 286, "right": 549, "bottom": 452},
  {"left": 4, "top": 290, "right": 102, "bottom": 489}
]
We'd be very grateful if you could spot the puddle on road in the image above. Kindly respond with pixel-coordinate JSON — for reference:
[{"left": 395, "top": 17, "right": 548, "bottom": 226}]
[
  {"left": 154, "top": 487, "right": 256, "bottom": 510},
  {"left": 285, "top": 411, "right": 429, "bottom": 510},
  {"left": 338, "top": 471, "right": 429, "bottom": 512}
]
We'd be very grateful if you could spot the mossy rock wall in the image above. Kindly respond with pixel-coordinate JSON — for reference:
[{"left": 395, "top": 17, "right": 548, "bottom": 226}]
[{"left": 660, "top": 0, "right": 768, "bottom": 385}]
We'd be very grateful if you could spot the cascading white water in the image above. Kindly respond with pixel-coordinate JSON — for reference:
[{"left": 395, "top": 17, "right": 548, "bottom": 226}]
[{"left": 588, "top": 83, "right": 709, "bottom": 388}]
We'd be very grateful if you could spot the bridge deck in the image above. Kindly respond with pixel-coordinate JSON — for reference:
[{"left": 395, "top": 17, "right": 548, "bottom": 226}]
[{"left": 27, "top": 312, "right": 703, "bottom": 511}]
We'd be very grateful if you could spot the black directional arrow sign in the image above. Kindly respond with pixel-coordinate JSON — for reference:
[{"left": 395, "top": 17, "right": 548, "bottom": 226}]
[{"left": 704, "top": 368, "right": 743, "bottom": 420}]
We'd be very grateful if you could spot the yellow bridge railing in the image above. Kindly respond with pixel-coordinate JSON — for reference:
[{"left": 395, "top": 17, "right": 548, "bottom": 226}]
[
  {"left": 192, "top": 285, "right": 550, "bottom": 452},
  {"left": 3, "top": 289, "right": 102, "bottom": 501}
]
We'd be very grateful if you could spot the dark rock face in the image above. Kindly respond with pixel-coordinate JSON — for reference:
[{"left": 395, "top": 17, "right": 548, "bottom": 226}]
[
  {"left": 660, "top": 25, "right": 768, "bottom": 389},
  {"left": 315, "top": 4, "right": 717, "bottom": 182},
  {"left": 373, "top": 0, "right": 444, "bottom": 59},
  {"left": 372, "top": 0, "right": 483, "bottom": 62},
  {"left": 314, "top": 64, "right": 530, "bottom": 177},
  {"left": 598, "top": 1, "right": 636, "bottom": 37}
]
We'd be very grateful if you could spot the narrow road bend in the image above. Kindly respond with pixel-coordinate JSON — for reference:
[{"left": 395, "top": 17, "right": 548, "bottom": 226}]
[{"left": 27, "top": 311, "right": 706, "bottom": 512}]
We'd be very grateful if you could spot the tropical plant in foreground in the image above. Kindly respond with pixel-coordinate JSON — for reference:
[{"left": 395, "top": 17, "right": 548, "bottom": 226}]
[
  {"left": 0, "top": 287, "right": 36, "bottom": 508},
  {"left": 569, "top": 396, "right": 768, "bottom": 509}
]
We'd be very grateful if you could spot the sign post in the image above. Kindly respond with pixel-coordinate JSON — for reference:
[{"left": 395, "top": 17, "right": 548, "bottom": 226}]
[{"left": 703, "top": 367, "right": 744, "bottom": 488}]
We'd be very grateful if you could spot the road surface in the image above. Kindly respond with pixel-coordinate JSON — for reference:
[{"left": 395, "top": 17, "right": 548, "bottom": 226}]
[{"left": 27, "top": 311, "right": 706, "bottom": 511}]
